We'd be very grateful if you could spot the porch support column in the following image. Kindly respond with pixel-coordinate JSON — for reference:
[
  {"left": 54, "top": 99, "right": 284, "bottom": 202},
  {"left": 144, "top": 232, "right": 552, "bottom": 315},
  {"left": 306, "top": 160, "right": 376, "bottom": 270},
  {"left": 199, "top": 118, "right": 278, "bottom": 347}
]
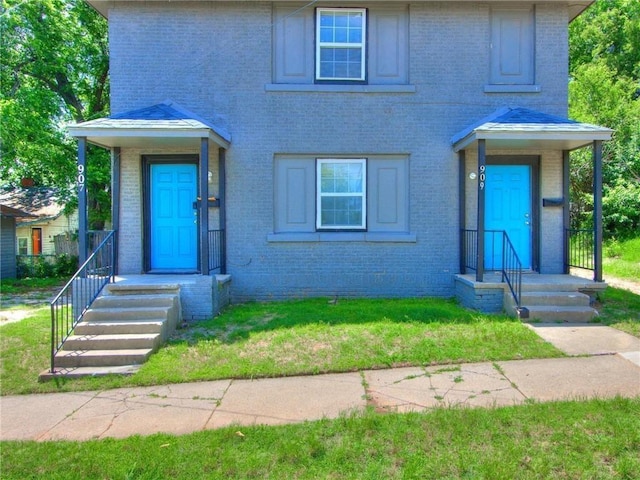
[
  {"left": 200, "top": 138, "right": 210, "bottom": 275},
  {"left": 111, "top": 147, "right": 121, "bottom": 275},
  {"left": 218, "top": 147, "right": 227, "bottom": 274},
  {"left": 562, "top": 150, "right": 570, "bottom": 274},
  {"left": 458, "top": 150, "right": 466, "bottom": 274},
  {"left": 476, "top": 139, "right": 486, "bottom": 282},
  {"left": 77, "top": 137, "right": 88, "bottom": 265},
  {"left": 593, "top": 140, "right": 603, "bottom": 282}
]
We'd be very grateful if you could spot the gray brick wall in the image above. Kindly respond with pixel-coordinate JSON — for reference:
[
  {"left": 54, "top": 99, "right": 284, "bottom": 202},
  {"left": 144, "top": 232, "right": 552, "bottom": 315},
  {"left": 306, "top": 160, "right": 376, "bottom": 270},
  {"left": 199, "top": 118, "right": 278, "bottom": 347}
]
[{"left": 108, "top": 1, "right": 569, "bottom": 302}]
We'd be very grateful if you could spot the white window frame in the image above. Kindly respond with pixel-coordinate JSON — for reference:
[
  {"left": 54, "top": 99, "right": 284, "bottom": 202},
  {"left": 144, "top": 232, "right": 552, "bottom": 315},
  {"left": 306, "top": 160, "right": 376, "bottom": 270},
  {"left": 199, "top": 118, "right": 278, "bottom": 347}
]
[
  {"left": 17, "top": 237, "right": 28, "bottom": 255},
  {"left": 315, "top": 8, "right": 367, "bottom": 81},
  {"left": 316, "top": 158, "right": 367, "bottom": 230}
]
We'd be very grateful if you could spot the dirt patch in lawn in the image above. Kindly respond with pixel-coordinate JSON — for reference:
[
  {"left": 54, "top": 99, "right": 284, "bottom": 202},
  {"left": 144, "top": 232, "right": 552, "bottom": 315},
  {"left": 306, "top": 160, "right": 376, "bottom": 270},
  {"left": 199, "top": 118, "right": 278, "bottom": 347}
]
[{"left": 0, "top": 286, "right": 63, "bottom": 326}]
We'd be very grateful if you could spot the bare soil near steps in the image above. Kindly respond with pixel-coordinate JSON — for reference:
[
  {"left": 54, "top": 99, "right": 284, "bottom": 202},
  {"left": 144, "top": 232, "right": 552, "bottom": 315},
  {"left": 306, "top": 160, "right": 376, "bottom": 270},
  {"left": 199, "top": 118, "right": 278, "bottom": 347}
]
[{"left": 0, "top": 284, "right": 63, "bottom": 326}]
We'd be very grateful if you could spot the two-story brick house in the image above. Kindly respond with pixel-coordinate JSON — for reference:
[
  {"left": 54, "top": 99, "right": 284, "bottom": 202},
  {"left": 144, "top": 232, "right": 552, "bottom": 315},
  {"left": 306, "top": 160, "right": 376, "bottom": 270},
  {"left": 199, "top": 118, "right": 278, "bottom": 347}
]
[{"left": 70, "top": 0, "right": 611, "bottom": 320}]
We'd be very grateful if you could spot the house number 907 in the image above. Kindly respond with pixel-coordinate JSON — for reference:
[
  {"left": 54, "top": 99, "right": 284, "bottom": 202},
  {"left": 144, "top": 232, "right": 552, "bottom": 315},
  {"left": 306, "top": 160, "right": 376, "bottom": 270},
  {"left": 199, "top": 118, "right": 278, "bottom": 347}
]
[
  {"left": 77, "top": 164, "right": 85, "bottom": 192},
  {"left": 479, "top": 165, "right": 486, "bottom": 190}
]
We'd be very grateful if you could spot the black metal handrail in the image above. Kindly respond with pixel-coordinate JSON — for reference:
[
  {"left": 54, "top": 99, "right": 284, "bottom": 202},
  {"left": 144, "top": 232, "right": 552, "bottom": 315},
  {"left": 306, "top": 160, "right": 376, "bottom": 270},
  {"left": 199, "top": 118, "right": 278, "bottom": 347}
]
[
  {"left": 500, "top": 231, "right": 523, "bottom": 309},
  {"left": 49, "top": 231, "right": 116, "bottom": 372},
  {"left": 208, "top": 229, "right": 225, "bottom": 274},
  {"left": 461, "top": 229, "right": 523, "bottom": 308},
  {"left": 461, "top": 229, "right": 478, "bottom": 272},
  {"left": 565, "top": 228, "right": 594, "bottom": 271}
]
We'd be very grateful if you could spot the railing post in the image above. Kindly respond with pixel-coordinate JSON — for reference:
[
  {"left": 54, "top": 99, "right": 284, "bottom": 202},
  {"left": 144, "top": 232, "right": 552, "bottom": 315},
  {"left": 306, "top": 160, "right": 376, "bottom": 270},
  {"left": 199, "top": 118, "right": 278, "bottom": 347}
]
[
  {"left": 476, "top": 140, "right": 486, "bottom": 282},
  {"left": 562, "top": 150, "right": 571, "bottom": 274},
  {"left": 459, "top": 150, "right": 466, "bottom": 274},
  {"left": 200, "top": 138, "right": 210, "bottom": 275},
  {"left": 77, "top": 137, "right": 88, "bottom": 266},
  {"left": 593, "top": 140, "right": 603, "bottom": 282}
]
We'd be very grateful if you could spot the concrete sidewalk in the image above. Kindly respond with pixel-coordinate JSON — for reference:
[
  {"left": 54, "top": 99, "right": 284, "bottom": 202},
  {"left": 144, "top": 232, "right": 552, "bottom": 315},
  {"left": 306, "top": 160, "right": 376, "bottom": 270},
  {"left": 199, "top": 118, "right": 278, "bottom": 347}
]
[{"left": 1, "top": 324, "right": 639, "bottom": 442}]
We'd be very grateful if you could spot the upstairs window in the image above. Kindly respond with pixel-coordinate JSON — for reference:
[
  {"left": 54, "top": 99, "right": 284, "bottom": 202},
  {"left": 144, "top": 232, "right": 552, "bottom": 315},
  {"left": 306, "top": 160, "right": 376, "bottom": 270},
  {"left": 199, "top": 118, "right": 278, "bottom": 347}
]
[
  {"left": 316, "top": 159, "right": 367, "bottom": 229},
  {"left": 316, "top": 8, "right": 366, "bottom": 81},
  {"left": 273, "top": 5, "right": 409, "bottom": 87}
]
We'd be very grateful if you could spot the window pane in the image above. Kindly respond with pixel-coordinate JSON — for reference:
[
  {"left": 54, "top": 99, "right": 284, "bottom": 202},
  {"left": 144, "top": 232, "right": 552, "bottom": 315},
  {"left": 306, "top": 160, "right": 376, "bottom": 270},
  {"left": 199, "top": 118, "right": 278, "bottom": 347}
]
[
  {"left": 320, "top": 62, "right": 334, "bottom": 78},
  {"left": 335, "top": 27, "right": 348, "bottom": 43},
  {"left": 348, "top": 29, "right": 362, "bottom": 43},
  {"left": 320, "top": 27, "right": 334, "bottom": 43},
  {"left": 320, "top": 13, "right": 334, "bottom": 27},
  {"left": 348, "top": 12, "right": 363, "bottom": 28},
  {"left": 335, "top": 13, "right": 349, "bottom": 28}
]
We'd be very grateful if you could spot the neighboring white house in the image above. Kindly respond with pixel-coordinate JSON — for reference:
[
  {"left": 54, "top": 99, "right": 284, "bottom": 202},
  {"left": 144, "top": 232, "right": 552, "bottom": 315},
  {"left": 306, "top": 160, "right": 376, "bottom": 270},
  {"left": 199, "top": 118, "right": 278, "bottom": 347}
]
[{"left": 0, "top": 187, "right": 78, "bottom": 256}]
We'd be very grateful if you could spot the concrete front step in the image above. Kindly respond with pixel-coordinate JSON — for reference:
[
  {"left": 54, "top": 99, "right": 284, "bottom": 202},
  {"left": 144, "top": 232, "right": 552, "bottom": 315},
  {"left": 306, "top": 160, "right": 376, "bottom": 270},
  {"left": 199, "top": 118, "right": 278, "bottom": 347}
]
[
  {"left": 84, "top": 306, "right": 172, "bottom": 322},
  {"left": 74, "top": 320, "right": 165, "bottom": 335},
  {"left": 46, "top": 284, "right": 183, "bottom": 377},
  {"left": 105, "top": 284, "right": 180, "bottom": 296},
  {"left": 40, "top": 364, "right": 142, "bottom": 380},
  {"left": 524, "top": 305, "right": 598, "bottom": 322},
  {"left": 54, "top": 349, "right": 154, "bottom": 368},
  {"left": 63, "top": 333, "right": 161, "bottom": 351},
  {"left": 92, "top": 294, "right": 178, "bottom": 309},
  {"left": 520, "top": 291, "right": 591, "bottom": 307}
]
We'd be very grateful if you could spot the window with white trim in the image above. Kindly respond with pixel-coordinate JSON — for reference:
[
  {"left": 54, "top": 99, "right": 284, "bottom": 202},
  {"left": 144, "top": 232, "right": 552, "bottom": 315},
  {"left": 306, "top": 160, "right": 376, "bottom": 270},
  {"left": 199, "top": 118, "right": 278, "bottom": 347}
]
[
  {"left": 17, "top": 237, "right": 28, "bottom": 255},
  {"left": 316, "top": 8, "right": 366, "bottom": 81},
  {"left": 317, "top": 159, "right": 366, "bottom": 229}
]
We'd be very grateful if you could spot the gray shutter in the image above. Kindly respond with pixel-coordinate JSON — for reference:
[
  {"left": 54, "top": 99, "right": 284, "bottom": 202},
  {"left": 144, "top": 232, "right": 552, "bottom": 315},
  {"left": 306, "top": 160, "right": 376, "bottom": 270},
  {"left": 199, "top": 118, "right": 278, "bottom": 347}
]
[
  {"left": 274, "top": 157, "right": 315, "bottom": 232},
  {"left": 368, "top": 157, "right": 409, "bottom": 232},
  {"left": 490, "top": 8, "right": 534, "bottom": 85},
  {"left": 368, "top": 7, "right": 409, "bottom": 85},
  {"left": 273, "top": 6, "right": 314, "bottom": 84}
]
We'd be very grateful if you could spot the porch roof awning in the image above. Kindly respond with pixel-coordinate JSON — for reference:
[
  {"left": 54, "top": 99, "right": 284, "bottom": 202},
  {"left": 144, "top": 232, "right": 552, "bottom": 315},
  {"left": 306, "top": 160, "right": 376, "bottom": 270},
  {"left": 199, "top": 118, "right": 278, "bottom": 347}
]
[
  {"left": 67, "top": 100, "right": 231, "bottom": 149},
  {"left": 451, "top": 107, "right": 612, "bottom": 152}
]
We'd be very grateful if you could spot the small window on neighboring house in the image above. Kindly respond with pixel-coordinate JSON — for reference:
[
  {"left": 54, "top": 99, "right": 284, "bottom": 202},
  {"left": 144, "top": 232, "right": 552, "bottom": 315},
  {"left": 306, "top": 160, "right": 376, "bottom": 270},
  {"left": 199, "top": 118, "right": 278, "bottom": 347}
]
[
  {"left": 490, "top": 8, "right": 535, "bottom": 86},
  {"left": 17, "top": 237, "right": 28, "bottom": 255},
  {"left": 316, "top": 159, "right": 367, "bottom": 229},
  {"left": 316, "top": 8, "right": 366, "bottom": 81}
]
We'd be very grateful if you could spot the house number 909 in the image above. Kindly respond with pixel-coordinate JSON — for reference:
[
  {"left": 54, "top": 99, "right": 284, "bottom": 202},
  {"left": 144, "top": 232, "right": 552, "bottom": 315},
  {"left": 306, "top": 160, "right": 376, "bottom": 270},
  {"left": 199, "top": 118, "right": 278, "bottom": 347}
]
[
  {"left": 479, "top": 165, "right": 486, "bottom": 190},
  {"left": 77, "top": 164, "right": 85, "bottom": 192}
]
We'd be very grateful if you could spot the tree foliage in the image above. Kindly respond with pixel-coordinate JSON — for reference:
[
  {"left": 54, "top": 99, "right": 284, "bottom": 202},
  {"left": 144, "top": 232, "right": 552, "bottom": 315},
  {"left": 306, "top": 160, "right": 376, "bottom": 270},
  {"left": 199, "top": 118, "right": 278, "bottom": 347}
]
[
  {"left": 0, "top": 0, "right": 110, "bottom": 229},
  {"left": 569, "top": 0, "right": 640, "bottom": 239}
]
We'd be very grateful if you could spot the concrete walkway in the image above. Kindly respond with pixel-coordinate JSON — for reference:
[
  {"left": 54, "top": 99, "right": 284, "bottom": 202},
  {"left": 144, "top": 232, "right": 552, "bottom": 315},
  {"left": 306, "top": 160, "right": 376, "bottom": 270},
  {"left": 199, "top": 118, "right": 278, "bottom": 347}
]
[{"left": 1, "top": 324, "right": 639, "bottom": 442}]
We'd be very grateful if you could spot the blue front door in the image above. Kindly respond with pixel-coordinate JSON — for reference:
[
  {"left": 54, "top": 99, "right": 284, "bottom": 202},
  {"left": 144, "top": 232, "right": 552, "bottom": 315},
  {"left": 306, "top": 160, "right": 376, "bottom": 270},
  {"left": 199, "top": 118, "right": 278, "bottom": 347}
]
[
  {"left": 484, "top": 165, "right": 532, "bottom": 269},
  {"left": 150, "top": 163, "right": 198, "bottom": 271}
]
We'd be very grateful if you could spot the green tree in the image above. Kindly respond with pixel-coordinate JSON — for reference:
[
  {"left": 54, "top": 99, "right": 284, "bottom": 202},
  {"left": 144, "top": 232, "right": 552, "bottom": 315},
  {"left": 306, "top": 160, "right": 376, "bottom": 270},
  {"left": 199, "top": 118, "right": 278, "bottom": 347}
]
[
  {"left": 569, "top": 0, "right": 640, "bottom": 239},
  {"left": 0, "top": 0, "right": 110, "bottom": 229}
]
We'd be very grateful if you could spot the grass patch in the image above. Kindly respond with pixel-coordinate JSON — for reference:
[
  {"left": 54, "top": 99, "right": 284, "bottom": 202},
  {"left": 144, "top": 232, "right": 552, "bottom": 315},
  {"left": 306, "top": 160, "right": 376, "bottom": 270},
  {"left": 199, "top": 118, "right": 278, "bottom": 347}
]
[
  {"left": 604, "top": 237, "right": 640, "bottom": 281},
  {"left": 1, "top": 397, "right": 639, "bottom": 479},
  {"left": 594, "top": 287, "right": 640, "bottom": 337},
  {"left": 1, "top": 297, "right": 562, "bottom": 395},
  {"left": 0, "top": 277, "right": 66, "bottom": 295}
]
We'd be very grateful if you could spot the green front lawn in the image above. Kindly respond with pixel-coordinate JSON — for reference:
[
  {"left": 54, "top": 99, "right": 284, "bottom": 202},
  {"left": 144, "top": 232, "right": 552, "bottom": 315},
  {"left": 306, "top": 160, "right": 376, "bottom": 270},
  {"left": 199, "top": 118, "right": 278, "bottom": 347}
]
[
  {"left": 1, "top": 297, "right": 562, "bottom": 395},
  {"left": 2, "top": 397, "right": 638, "bottom": 479},
  {"left": 604, "top": 236, "right": 640, "bottom": 281},
  {"left": 595, "top": 287, "right": 640, "bottom": 337}
]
